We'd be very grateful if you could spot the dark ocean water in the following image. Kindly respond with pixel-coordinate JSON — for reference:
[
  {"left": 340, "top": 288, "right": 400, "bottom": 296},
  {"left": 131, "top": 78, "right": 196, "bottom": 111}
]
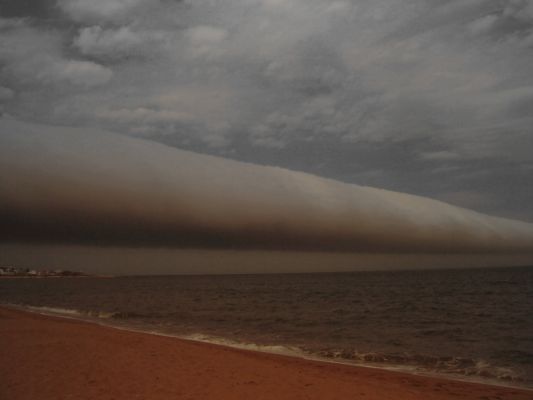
[{"left": 1, "top": 266, "right": 532, "bottom": 387}]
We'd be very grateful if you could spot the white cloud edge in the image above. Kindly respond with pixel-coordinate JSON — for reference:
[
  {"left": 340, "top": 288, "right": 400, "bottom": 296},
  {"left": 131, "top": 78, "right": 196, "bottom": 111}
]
[{"left": 1, "top": 117, "right": 532, "bottom": 254}]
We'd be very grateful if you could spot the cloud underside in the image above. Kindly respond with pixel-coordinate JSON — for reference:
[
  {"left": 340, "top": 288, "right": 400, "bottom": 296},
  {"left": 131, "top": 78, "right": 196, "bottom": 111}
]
[
  {"left": 1, "top": 1, "right": 533, "bottom": 221},
  {"left": 1, "top": 118, "right": 532, "bottom": 254}
]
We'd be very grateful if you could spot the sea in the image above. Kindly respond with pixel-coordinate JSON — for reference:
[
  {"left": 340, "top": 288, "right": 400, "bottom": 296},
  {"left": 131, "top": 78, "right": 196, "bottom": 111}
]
[{"left": 1, "top": 266, "right": 532, "bottom": 388}]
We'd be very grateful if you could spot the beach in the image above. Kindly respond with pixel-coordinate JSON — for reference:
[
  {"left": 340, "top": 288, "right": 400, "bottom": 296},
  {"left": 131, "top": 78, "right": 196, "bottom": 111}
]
[{"left": 1, "top": 306, "right": 531, "bottom": 400}]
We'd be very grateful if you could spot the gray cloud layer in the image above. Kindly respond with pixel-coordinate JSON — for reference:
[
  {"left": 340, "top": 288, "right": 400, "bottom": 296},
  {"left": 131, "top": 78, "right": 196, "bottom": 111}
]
[
  {"left": 1, "top": 118, "right": 532, "bottom": 254},
  {"left": 1, "top": 0, "right": 532, "bottom": 221}
]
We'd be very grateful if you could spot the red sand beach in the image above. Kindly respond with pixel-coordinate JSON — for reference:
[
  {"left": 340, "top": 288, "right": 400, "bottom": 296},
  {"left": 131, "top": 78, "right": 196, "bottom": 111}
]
[{"left": 0, "top": 306, "right": 531, "bottom": 400}]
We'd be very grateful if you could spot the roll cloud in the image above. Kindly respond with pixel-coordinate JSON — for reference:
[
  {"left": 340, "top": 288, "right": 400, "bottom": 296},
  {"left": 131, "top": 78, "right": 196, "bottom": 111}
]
[{"left": 1, "top": 118, "right": 533, "bottom": 254}]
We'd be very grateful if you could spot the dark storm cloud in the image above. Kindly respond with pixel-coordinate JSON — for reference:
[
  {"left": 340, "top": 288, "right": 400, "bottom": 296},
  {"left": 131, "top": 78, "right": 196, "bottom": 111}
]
[
  {"left": 0, "top": 0, "right": 532, "bottom": 222},
  {"left": 1, "top": 118, "right": 533, "bottom": 254},
  {"left": 0, "top": 0, "right": 53, "bottom": 19}
]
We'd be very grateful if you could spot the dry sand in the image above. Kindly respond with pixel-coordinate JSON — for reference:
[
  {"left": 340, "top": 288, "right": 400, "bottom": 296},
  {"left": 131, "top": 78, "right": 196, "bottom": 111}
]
[{"left": 1, "top": 306, "right": 531, "bottom": 400}]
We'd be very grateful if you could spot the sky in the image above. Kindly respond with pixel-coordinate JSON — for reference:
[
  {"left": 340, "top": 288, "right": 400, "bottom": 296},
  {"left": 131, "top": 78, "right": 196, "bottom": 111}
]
[
  {"left": 1, "top": 117, "right": 532, "bottom": 272},
  {"left": 1, "top": 0, "right": 533, "bottom": 273}
]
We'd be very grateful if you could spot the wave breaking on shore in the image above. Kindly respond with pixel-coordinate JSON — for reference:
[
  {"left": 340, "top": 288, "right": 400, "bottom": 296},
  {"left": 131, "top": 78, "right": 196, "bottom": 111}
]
[{"left": 3, "top": 303, "right": 529, "bottom": 389}]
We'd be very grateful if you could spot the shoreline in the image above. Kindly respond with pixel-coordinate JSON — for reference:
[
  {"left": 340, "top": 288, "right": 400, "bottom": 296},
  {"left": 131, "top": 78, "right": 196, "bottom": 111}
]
[
  {"left": 3, "top": 303, "right": 530, "bottom": 392},
  {"left": 1, "top": 305, "right": 532, "bottom": 400}
]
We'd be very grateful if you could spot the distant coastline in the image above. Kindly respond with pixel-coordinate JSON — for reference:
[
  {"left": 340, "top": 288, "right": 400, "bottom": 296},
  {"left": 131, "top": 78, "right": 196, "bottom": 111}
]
[{"left": 0, "top": 266, "right": 96, "bottom": 278}]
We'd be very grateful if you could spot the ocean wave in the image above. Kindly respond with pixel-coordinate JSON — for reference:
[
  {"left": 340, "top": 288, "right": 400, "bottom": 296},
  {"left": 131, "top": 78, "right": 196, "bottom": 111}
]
[
  {"left": 179, "top": 333, "right": 303, "bottom": 357},
  {"left": 85, "top": 310, "right": 117, "bottom": 319},
  {"left": 311, "top": 349, "right": 525, "bottom": 383},
  {"left": 23, "top": 305, "right": 83, "bottom": 317},
  {"left": 4, "top": 303, "right": 119, "bottom": 320}
]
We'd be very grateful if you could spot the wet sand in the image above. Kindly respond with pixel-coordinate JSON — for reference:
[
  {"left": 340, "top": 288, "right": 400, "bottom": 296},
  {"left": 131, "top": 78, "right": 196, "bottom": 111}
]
[{"left": 0, "top": 306, "right": 531, "bottom": 400}]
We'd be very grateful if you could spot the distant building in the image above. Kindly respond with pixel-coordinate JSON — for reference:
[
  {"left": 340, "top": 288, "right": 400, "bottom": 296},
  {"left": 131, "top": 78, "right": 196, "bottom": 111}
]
[{"left": 0, "top": 266, "right": 88, "bottom": 277}]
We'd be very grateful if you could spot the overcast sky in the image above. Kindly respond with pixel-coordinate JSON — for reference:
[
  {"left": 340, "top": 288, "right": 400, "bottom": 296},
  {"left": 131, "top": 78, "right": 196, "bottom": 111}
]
[{"left": 1, "top": 0, "right": 532, "bottom": 225}]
